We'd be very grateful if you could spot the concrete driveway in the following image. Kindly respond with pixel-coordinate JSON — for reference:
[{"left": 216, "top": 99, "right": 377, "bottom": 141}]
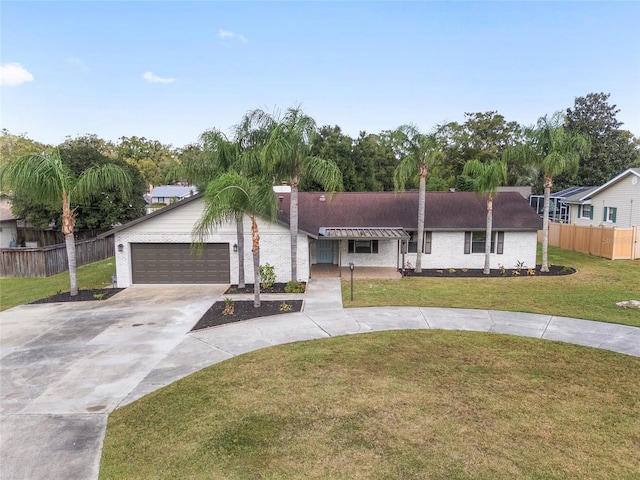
[
  {"left": 0, "top": 285, "right": 225, "bottom": 480},
  {"left": 2, "top": 279, "right": 639, "bottom": 480}
]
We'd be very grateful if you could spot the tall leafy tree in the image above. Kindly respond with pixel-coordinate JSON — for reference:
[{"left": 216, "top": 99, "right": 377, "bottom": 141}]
[
  {"left": 0, "top": 151, "right": 131, "bottom": 295},
  {"left": 557, "top": 92, "right": 640, "bottom": 189},
  {"left": 263, "top": 107, "right": 342, "bottom": 281},
  {"left": 193, "top": 171, "right": 277, "bottom": 307},
  {"left": 392, "top": 125, "right": 443, "bottom": 273},
  {"left": 435, "top": 112, "right": 525, "bottom": 188},
  {"left": 308, "top": 125, "right": 357, "bottom": 191},
  {"left": 504, "top": 112, "right": 590, "bottom": 272},
  {"left": 116, "top": 136, "right": 179, "bottom": 188},
  {"left": 462, "top": 159, "right": 507, "bottom": 274},
  {"left": 351, "top": 132, "right": 385, "bottom": 191}
]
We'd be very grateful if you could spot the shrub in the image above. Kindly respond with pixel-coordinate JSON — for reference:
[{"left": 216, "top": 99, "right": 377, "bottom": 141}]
[
  {"left": 285, "top": 280, "right": 305, "bottom": 293},
  {"left": 259, "top": 263, "right": 276, "bottom": 289},
  {"left": 279, "top": 301, "right": 292, "bottom": 312},
  {"left": 222, "top": 297, "right": 234, "bottom": 316}
]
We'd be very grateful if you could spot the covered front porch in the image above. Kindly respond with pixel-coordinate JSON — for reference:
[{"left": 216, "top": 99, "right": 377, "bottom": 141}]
[{"left": 310, "top": 264, "right": 402, "bottom": 280}]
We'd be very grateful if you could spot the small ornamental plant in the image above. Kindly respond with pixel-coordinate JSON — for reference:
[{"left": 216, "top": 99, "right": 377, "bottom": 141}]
[
  {"left": 527, "top": 268, "right": 536, "bottom": 276},
  {"left": 498, "top": 264, "right": 506, "bottom": 276},
  {"left": 93, "top": 293, "right": 105, "bottom": 300},
  {"left": 222, "top": 297, "right": 235, "bottom": 316},
  {"left": 284, "top": 281, "right": 305, "bottom": 293},
  {"left": 259, "top": 263, "right": 276, "bottom": 289},
  {"left": 279, "top": 301, "right": 292, "bottom": 312}
]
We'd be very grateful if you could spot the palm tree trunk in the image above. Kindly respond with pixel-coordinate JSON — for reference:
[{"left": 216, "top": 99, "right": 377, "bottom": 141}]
[
  {"left": 236, "top": 216, "right": 245, "bottom": 289},
  {"left": 290, "top": 178, "right": 299, "bottom": 281},
  {"left": 484, "top": 194, "right": 493, "bottom": 275},
  {"left": 415, "top": 168, "right": 426, "bottom": 273},
  {"left": 541, "top": 176, "right": 552, "bottom": 273},
  {"left": 250, "top": 214, "right": 261, "bottom": 308},
  {"left": 61, "top": 193, "right": 78, "bottom": 296}
]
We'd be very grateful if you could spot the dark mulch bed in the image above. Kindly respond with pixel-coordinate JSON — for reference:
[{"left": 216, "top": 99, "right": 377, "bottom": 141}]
[
  {"left": 403, "top": 264, "right": 576, "bottom": 278},
  {"left": 30, "top": 288, "right": 125, "bottom": 304},
  {"left": 224, "top": 282, "right": 306, "bottom": 294},
  {"left": 191, "top": 299, "right": 304, "bottom": 331}
]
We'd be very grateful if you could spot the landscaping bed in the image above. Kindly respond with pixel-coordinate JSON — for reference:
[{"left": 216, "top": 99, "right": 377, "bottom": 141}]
[
  {"left": 30, "top": 288, "right": 124, "bottom": 304},
  {"left": 191, "top": 299, "right": 304, "bottom": 331},
  {"left": 403, "top": 264, "right": 576, "bottom": 277}
]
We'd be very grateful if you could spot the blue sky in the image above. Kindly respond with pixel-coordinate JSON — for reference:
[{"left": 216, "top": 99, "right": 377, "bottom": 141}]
[{"left": 2, "top": 1, "right": 639, "bottom": 149}]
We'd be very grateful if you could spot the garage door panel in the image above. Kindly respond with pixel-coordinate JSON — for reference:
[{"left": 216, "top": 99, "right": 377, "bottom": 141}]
[{"left": 131, "top": 243, "right": 230, "bottom": 284}]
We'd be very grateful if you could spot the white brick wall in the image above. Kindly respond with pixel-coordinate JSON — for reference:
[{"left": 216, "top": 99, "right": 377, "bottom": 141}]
[
  {"left": 400, "top": 231, "right": 537, "bottom": 270},
  {"left": 114, "top": 216, "right": 308, "bottom": 287}
]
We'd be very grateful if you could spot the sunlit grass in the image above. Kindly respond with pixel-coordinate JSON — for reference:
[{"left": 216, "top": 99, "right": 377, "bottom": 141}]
[
  {"left": 0, "top": 257, "right": 116, "bottom": 311},
  {"left": 100, "top": 331, "right": 640, "bottom": 479},
  {"left": 343, "top": 246, "right": 640, "bottom": 327}
]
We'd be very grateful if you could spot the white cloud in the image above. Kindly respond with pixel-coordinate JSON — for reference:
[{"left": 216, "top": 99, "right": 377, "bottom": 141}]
[
  {"left": 0, "top": 63, "right": 34, "bottom": 87},
  {"left": 218, "top": 29, "right": 248, "bottom": 42},
  {"left": 142, "top": 71, "right": 176, "bottom": 84}
]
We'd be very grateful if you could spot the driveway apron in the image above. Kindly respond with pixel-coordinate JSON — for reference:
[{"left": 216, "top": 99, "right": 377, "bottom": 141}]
[{"left": 0, "top": 285, "right": 224, "bottom": 480}]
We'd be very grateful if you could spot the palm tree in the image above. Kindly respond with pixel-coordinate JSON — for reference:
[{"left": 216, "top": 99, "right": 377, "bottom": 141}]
[
  {"left": 462, "top": 159, "right": 507, "bottom": 274},
  {"left": 392, "top": 125, "right": 443, "bottom": 273},
  {"left": 193, "top": 171, "right": 277, "bottom": 307},
  {"left": 180, "top": 110, "right": 275, "bottom": 289},
  {"left": 263, "top": 107, "right": 342, "bottom": 281},
  {"left": 0, "top": 151, "right": 131, "bottom": 295},
  {"left": 180, "top": 128, "right": 249, "bottom": 288},
  {"left": 504, "top": 112, "right": 590, "bottom": 272}
]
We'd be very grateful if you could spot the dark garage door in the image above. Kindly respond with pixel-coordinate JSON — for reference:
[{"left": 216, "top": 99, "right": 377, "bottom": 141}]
[{"left": 131, "top": 243, "right": 230, "bottom": 284}]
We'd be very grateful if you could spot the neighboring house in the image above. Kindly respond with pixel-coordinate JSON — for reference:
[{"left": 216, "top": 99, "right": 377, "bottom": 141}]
[
  {"left": 0, "top": 200, "right": 18, "bottom": 248},
  {"left": 566, "top": 168, "right": 640, "bottom": 228},
  {"left": 528, "top": 186, "right": 595, "bottom": 224},
  {"left": 103, "top": 191, "right": 542, "bottom": 287},
  {"left": 147, "top": 185, "right": 197, "bottom": 214}
]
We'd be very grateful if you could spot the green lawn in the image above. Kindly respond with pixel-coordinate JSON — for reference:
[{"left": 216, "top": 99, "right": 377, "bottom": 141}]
[
  {"left": 342, "top": 246, "right": 640, "bottom": 327},
  {"left": 100, "top": 330, "right": 640, "bottom": 479},
  {"left": 0, "top": 257, "right": 116, "bottom": 311}
]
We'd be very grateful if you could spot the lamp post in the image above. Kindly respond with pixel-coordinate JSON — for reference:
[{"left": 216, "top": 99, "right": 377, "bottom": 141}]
[{"left": 349, "top": 262, "right": 354, "bottom": 301}]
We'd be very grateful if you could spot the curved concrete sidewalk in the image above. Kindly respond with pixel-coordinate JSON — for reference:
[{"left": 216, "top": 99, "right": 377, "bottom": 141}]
[{"left": 1, "top": 278, "right": 639, "bottom": 480}]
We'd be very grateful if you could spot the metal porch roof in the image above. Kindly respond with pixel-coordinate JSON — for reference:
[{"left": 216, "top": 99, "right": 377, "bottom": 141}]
[{"left": 318, "top": 227, "right": 410, "bottom": 239}]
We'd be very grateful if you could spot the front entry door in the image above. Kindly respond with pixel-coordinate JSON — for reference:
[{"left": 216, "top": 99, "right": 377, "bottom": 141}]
[{"left": 317, "top": 240, "right": 333, "bottom": 264}]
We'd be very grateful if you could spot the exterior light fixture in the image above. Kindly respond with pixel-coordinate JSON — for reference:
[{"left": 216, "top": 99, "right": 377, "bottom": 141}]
[
  {"left": 117, "top": 243, "right": 124, "bottom": 252},
  {"left": 233, "top": 244, "right": 238, "bottom": 253}
]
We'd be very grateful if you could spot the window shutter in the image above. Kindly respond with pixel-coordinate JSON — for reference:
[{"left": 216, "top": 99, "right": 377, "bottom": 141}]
[
  {"left": 603, "top": 207, "right": 608, "bottom": 222},
  {"left": 589, "top": 207, "right": 593, "bottom": 220},
  {"left": 424, "top": 232, "right": 432, "bottom": 254},
  {"left": 612, "top": 208, "right": 617, "bottom": 223},
  {"left": 497, "top": 232, "right": 504, "bottom": 255},
  {"left": 464, "top": 232, "right": 471, "bottom": 254}
]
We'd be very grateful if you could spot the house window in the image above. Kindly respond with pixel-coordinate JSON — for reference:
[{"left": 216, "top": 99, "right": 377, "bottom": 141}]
[
  {"left": 603, "top": 207, "right": 617, "bottom": 223},
  {"left": 348, "top": 239, "right": 379, "bottom": 254},
  {"left": 579, "top": 205, "right": 593, "bottom": 220},
  {"left": 464, "top": 231, "right": 504, "bottom": 254},
  {"left": 407, "top": 231, "right": 432, "bottom": 254}
]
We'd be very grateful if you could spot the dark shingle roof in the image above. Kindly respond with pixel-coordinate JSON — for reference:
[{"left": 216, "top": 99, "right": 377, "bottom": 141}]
[{"left": 277, "top": 192, "right": 542, "bottom": 236}]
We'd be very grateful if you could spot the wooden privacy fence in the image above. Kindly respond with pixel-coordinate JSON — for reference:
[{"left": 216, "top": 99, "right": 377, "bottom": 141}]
[
  {"left": 539, "top": 223, "right": 640, "bottom": 260},
  {"left": 0, "top": 236, "right": 114, "bottom": 278}
]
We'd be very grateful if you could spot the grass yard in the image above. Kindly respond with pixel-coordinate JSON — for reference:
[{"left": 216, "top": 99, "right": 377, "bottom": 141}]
[
  {"left": 343, "top": 246, "right": 640, "bottom": 327},
  {"left": 99, "top": 330, "right": 640, "bottom": 479},
  {"left": 0, "top": 257, "right": 116, "bottom": 311}
]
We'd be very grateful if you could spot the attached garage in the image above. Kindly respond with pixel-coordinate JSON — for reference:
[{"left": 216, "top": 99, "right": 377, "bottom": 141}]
[{"left": 130, "top": 243, "right": 230, "bottom": 284}]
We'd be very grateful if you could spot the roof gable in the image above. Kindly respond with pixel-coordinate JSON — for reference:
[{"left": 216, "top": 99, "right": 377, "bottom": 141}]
[{"left": 578, "top": 168, "right": 640, "bottom": 201}]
